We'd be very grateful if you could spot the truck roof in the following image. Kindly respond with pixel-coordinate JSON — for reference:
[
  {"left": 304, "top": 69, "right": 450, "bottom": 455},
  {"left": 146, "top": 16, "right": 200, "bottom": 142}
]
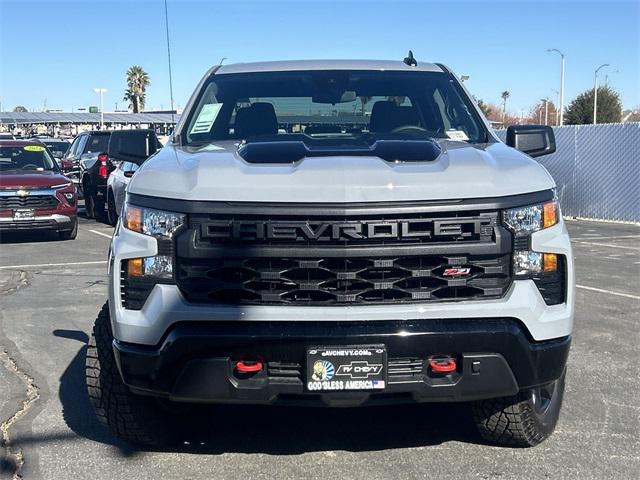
[
  {"left": 215, "top": 59, "right": 445, "bottom": 75},
  {"left": 0, "top": 139, "right": 44, "bottom": 147}
]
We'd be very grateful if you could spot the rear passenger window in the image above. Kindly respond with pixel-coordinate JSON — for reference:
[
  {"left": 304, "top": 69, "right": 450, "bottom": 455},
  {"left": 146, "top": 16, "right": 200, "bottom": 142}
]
[{"left": 85, "top": 135, "right": 109, "bottom": 153}]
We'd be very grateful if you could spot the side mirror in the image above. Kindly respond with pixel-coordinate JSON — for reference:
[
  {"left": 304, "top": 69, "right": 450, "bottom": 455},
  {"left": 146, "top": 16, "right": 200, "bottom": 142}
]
[
  {"left": 506, "top": 125, "right": 556, "bottom": 158},
  {"left": 60, "top": 159, "right": 73, "bottom": 171},
  {"left": 108, "top": 130, "right": 159, "bottom": 164}
]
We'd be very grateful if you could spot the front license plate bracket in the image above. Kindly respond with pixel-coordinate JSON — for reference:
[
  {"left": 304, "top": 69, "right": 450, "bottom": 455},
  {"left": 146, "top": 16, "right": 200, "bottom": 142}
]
[{"left": 306, "top": 345, "right": 387, "bottom": 392}]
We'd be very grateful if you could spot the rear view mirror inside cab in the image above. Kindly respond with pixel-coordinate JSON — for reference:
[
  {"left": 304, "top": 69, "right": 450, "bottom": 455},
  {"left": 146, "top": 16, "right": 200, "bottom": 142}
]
[{"left": 312, "top": 90, "right": 357, "bottom": 104}]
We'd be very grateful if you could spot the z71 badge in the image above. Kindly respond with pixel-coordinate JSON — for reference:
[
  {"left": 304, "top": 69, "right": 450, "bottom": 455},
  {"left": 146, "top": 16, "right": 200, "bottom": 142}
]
[{"left": 443, "top": 267, "right": 471, "bottom": 277}]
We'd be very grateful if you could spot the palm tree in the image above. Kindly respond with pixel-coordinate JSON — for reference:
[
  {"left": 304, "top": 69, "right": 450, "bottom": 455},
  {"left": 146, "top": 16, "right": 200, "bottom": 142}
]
[
  {"left": 500, "top": 90, "right": 510, "bottom": 121},
  {"left": 123, "top": 65, "right": 150, "bottom": 113}
]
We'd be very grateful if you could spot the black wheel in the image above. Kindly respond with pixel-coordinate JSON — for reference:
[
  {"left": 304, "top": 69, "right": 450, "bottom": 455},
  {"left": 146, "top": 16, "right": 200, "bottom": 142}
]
[
  {"left": 106, "top": 191, "right": 118, "bottom": 227},
  {"left": 472, "top": 368, "right": 566, "bottom": 447},
  {"left": 86, "top": 303, "right": 177, "bottom": 446},
  {"left": 93, "top": 195, "right": 106, "bottom": 222},
  {"left": 59, "top": 218, "right": 78, "bottom": 240},
  {"left": 84, "top": 182, "right": 105, "bottom": 222},
  {"left": 84, "top": 183, "right": 95, "bottom": 219}
]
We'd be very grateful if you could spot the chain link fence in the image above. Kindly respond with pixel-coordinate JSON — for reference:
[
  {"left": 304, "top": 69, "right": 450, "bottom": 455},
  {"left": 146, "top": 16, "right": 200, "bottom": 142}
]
[{"left": 496, "top": 123, "right": 640, "bottom": 223}]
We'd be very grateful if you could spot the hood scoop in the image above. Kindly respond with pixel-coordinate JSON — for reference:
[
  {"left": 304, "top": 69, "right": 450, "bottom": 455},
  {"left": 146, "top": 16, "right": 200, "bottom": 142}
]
[{"left": 237, "top": 134, "right": 442, "bottom": 164}]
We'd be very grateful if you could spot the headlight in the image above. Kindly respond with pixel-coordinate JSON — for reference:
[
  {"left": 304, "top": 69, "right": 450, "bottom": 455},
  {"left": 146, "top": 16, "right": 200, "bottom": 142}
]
[
  {"left": 503, "top": 197, "right": 560, "bottom": 278},
  {"left": 122, "top": 203, "right": 185, "bottom": 239},
  {"left": 127, "top": 255, "right": 173, "bottom": 279},
  {"left": 503, "top": 199, "right": 558, "bottom": 236}
]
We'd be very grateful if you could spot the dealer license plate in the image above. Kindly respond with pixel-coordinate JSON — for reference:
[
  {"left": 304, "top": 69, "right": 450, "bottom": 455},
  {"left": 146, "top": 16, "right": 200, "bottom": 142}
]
[
  {"left": 13, "top": 209, "right": 34, "bottom": 220},
  {"left": 306, "top": 345, "right": 387, "bottom": 392}
]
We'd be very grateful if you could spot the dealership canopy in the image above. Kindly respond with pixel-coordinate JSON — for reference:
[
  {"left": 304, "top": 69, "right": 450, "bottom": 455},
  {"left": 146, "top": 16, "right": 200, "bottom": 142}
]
[{"left": 0, "top": 112, "right": 180, "bottom": 125}]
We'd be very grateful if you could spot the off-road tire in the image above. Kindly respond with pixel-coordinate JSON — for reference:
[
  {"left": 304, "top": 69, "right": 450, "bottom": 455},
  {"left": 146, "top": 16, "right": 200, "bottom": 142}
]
[
  {"left": 472, "top": 368, "right": 566, "bottom": 447},
  {"left": 59, "top": 218, "right": 78, "bottom": 240},
  {"left": 86, "top": 303, "right": 174, "bottom": 446}
]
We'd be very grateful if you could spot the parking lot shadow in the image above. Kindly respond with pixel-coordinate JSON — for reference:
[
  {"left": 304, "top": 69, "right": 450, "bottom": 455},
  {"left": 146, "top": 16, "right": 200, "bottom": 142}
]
[
  {"left": 54, "top": 329, "right": 128, "bottom": 449},
  {"left": 0, "top": 230, "right": 60, "bottom": 244},
  {"left": 54, "top": 328, "right": 484, "bottom": 456}
]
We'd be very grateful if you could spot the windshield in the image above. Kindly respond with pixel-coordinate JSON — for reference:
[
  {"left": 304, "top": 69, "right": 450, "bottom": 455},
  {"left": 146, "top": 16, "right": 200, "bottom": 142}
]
[
  {"left": 0, "top": 145, "right": 57, "bottom": 171},
  {"left": 183, "top": 70, "right": 486, "bottom": 145}
]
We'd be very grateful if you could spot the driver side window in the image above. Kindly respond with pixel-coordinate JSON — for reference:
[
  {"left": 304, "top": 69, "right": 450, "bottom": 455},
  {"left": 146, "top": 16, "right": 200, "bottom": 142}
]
[{"left": 75, "top": 135, "right": 88, "bottom": 156}]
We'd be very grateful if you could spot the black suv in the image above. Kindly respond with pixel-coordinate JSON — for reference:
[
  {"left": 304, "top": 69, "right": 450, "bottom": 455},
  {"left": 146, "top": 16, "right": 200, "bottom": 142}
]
[{"left": 63, "top": 130, "right": 159, "bottom": 221}]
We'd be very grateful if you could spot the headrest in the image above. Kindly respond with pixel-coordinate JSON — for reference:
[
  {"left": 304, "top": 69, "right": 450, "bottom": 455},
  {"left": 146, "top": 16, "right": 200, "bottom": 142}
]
[
  {"left": 369, "top": 101, "right": 398, "bottom": 133},
  {"left": 234, "top": 102, "right": 278, "bottom": 138}
]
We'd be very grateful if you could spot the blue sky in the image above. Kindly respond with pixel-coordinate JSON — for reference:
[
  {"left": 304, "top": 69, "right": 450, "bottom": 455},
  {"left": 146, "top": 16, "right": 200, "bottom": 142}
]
[{"left": 1, "top": 0, "right": 638, "bottom": 113}]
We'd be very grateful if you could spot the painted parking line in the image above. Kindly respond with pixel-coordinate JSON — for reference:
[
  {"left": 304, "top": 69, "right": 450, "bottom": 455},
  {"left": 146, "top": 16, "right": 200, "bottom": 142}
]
[
  {"left": 0, "top": 260, "right": 108, "bottom": 270},
  {"left": 88, "top": 229, "right": 113, "bottom": 239},
  {"left": 572, "top": 241, "right": 640, "bottom": 251},
  {"left": 576, "top": 284, "right": 640, "bottom": 300},
  {"left": 572, "top": 235, "right": 640, "bottom": 241}
]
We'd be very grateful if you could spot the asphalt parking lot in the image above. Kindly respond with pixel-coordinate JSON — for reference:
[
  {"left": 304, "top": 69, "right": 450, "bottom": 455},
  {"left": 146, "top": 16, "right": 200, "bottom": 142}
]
[{"left": 0, "top": 214, "right": 638, "bottom": 479}]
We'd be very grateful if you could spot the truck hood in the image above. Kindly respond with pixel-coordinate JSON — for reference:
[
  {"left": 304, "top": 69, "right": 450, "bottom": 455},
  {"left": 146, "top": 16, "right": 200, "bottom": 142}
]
[
  {"left": 0, "top": 170, "right": 71, "bottom": 189},
  {"left": 129, "top": 140, "right": 555, "bottom": 203}
]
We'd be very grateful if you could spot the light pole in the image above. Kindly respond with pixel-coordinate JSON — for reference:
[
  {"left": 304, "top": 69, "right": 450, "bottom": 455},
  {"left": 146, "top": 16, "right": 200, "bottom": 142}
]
[
  {"left": 541, "top": 98, "right": 549, "bottom": 125},
  {"left": 551, "top": 89, "right": 560, "bottom": 125},
  {"left": 605, "top": 69, "right": 619, "bottom": 88},
  {"left": 593, "top": 64, "right": 609, "bottom": 124},
  {"left": 93, "top": 88, "right": 107, "bottom": 129},
  {"left": 547, "top": 49, "right": 565, "bottom": 126}
]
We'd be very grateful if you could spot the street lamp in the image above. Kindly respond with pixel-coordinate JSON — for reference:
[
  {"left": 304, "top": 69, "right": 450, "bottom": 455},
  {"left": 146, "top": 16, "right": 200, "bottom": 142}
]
[
  {"left": 93, "top": 88, "right": 107, "bottom": 129},
  {"left": 460, "top": 75, "right": 470, "bottom": 83},
  {"left": 605, "top": 69, "right": 619, "bottom": 88},
  {"left": 541, "top": 98, "right": 549, "bottom": 126},
  {"left": 593, "top": 64, "right": 609, "bottom": 124},
  {"left": 547, "top": 49, "right": 565, "bottom": 126}
]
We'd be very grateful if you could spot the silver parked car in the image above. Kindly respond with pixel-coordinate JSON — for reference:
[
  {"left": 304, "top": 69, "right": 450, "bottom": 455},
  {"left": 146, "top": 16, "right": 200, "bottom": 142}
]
[
  {"left": 106, "top": 130, "right": 161, "bottom": 226},
  {"left": 106, "top": 159, "right": 138, "bottom": 226}
]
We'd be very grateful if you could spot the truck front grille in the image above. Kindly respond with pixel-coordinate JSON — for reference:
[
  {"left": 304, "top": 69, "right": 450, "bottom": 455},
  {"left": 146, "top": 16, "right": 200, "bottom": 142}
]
[
  {"left": 0, "top": 194, "right": 59, "bottom": 210},
  {"left": 177, "top": 253, "right": 511, "bottom": 305},
  {"left": 174, "top": 205, "right": 512, "bottom": 306}
]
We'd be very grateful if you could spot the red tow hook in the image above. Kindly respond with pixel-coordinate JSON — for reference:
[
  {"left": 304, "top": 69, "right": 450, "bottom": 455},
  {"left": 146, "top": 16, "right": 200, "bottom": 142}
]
[
  {"left": 429, "top": 356, "right": 457, "bottom": 374},
  {"left": 235, "top": 360, "right": 263, "bottom": 374}
]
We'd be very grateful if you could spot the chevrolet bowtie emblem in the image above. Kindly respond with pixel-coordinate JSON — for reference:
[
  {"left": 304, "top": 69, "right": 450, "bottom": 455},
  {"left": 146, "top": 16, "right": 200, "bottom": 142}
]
[{"left": 16, "top": 189, "right": 30, "bottom": 197}]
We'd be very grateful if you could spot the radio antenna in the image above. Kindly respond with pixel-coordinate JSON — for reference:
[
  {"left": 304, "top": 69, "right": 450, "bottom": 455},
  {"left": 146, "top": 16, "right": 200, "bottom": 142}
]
[
  {"left": 163, "top": 0, "right": 175, "bottom": 124},
  {"left": 403, "top": 50, "right": 417, "bottom": 67}
]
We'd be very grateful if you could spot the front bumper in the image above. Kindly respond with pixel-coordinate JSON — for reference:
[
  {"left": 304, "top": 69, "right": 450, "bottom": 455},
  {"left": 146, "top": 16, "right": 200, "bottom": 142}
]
[
  {"left": 113, "top": 318, "right": 571, "bottom": 406},
  {"left": 0, "top": 213, "right": 76, "bottom": 232}
]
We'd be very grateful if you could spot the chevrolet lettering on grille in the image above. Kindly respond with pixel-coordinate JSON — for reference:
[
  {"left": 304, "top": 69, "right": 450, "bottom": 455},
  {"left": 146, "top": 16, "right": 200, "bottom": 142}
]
[{"left": 200, "top": 218, "right": 494, "bottom": 242}]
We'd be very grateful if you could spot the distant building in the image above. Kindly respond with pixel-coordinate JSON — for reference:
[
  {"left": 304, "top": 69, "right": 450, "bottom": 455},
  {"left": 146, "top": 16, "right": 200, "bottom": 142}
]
[{"left": 0, "top": 111, "right": 180, "bottom": 136}]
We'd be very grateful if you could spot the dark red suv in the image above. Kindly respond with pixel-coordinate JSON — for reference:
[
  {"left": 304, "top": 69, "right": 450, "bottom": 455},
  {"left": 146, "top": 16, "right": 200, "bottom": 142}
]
[{"left": 0, "top": 140, "right": 78, "bottom": 240}]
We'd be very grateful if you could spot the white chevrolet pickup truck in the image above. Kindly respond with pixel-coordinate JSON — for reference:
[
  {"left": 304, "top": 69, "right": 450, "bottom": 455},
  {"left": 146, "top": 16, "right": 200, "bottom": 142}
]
[{"left": 86, "top": 57, "right": 573, "bottom": 447}]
